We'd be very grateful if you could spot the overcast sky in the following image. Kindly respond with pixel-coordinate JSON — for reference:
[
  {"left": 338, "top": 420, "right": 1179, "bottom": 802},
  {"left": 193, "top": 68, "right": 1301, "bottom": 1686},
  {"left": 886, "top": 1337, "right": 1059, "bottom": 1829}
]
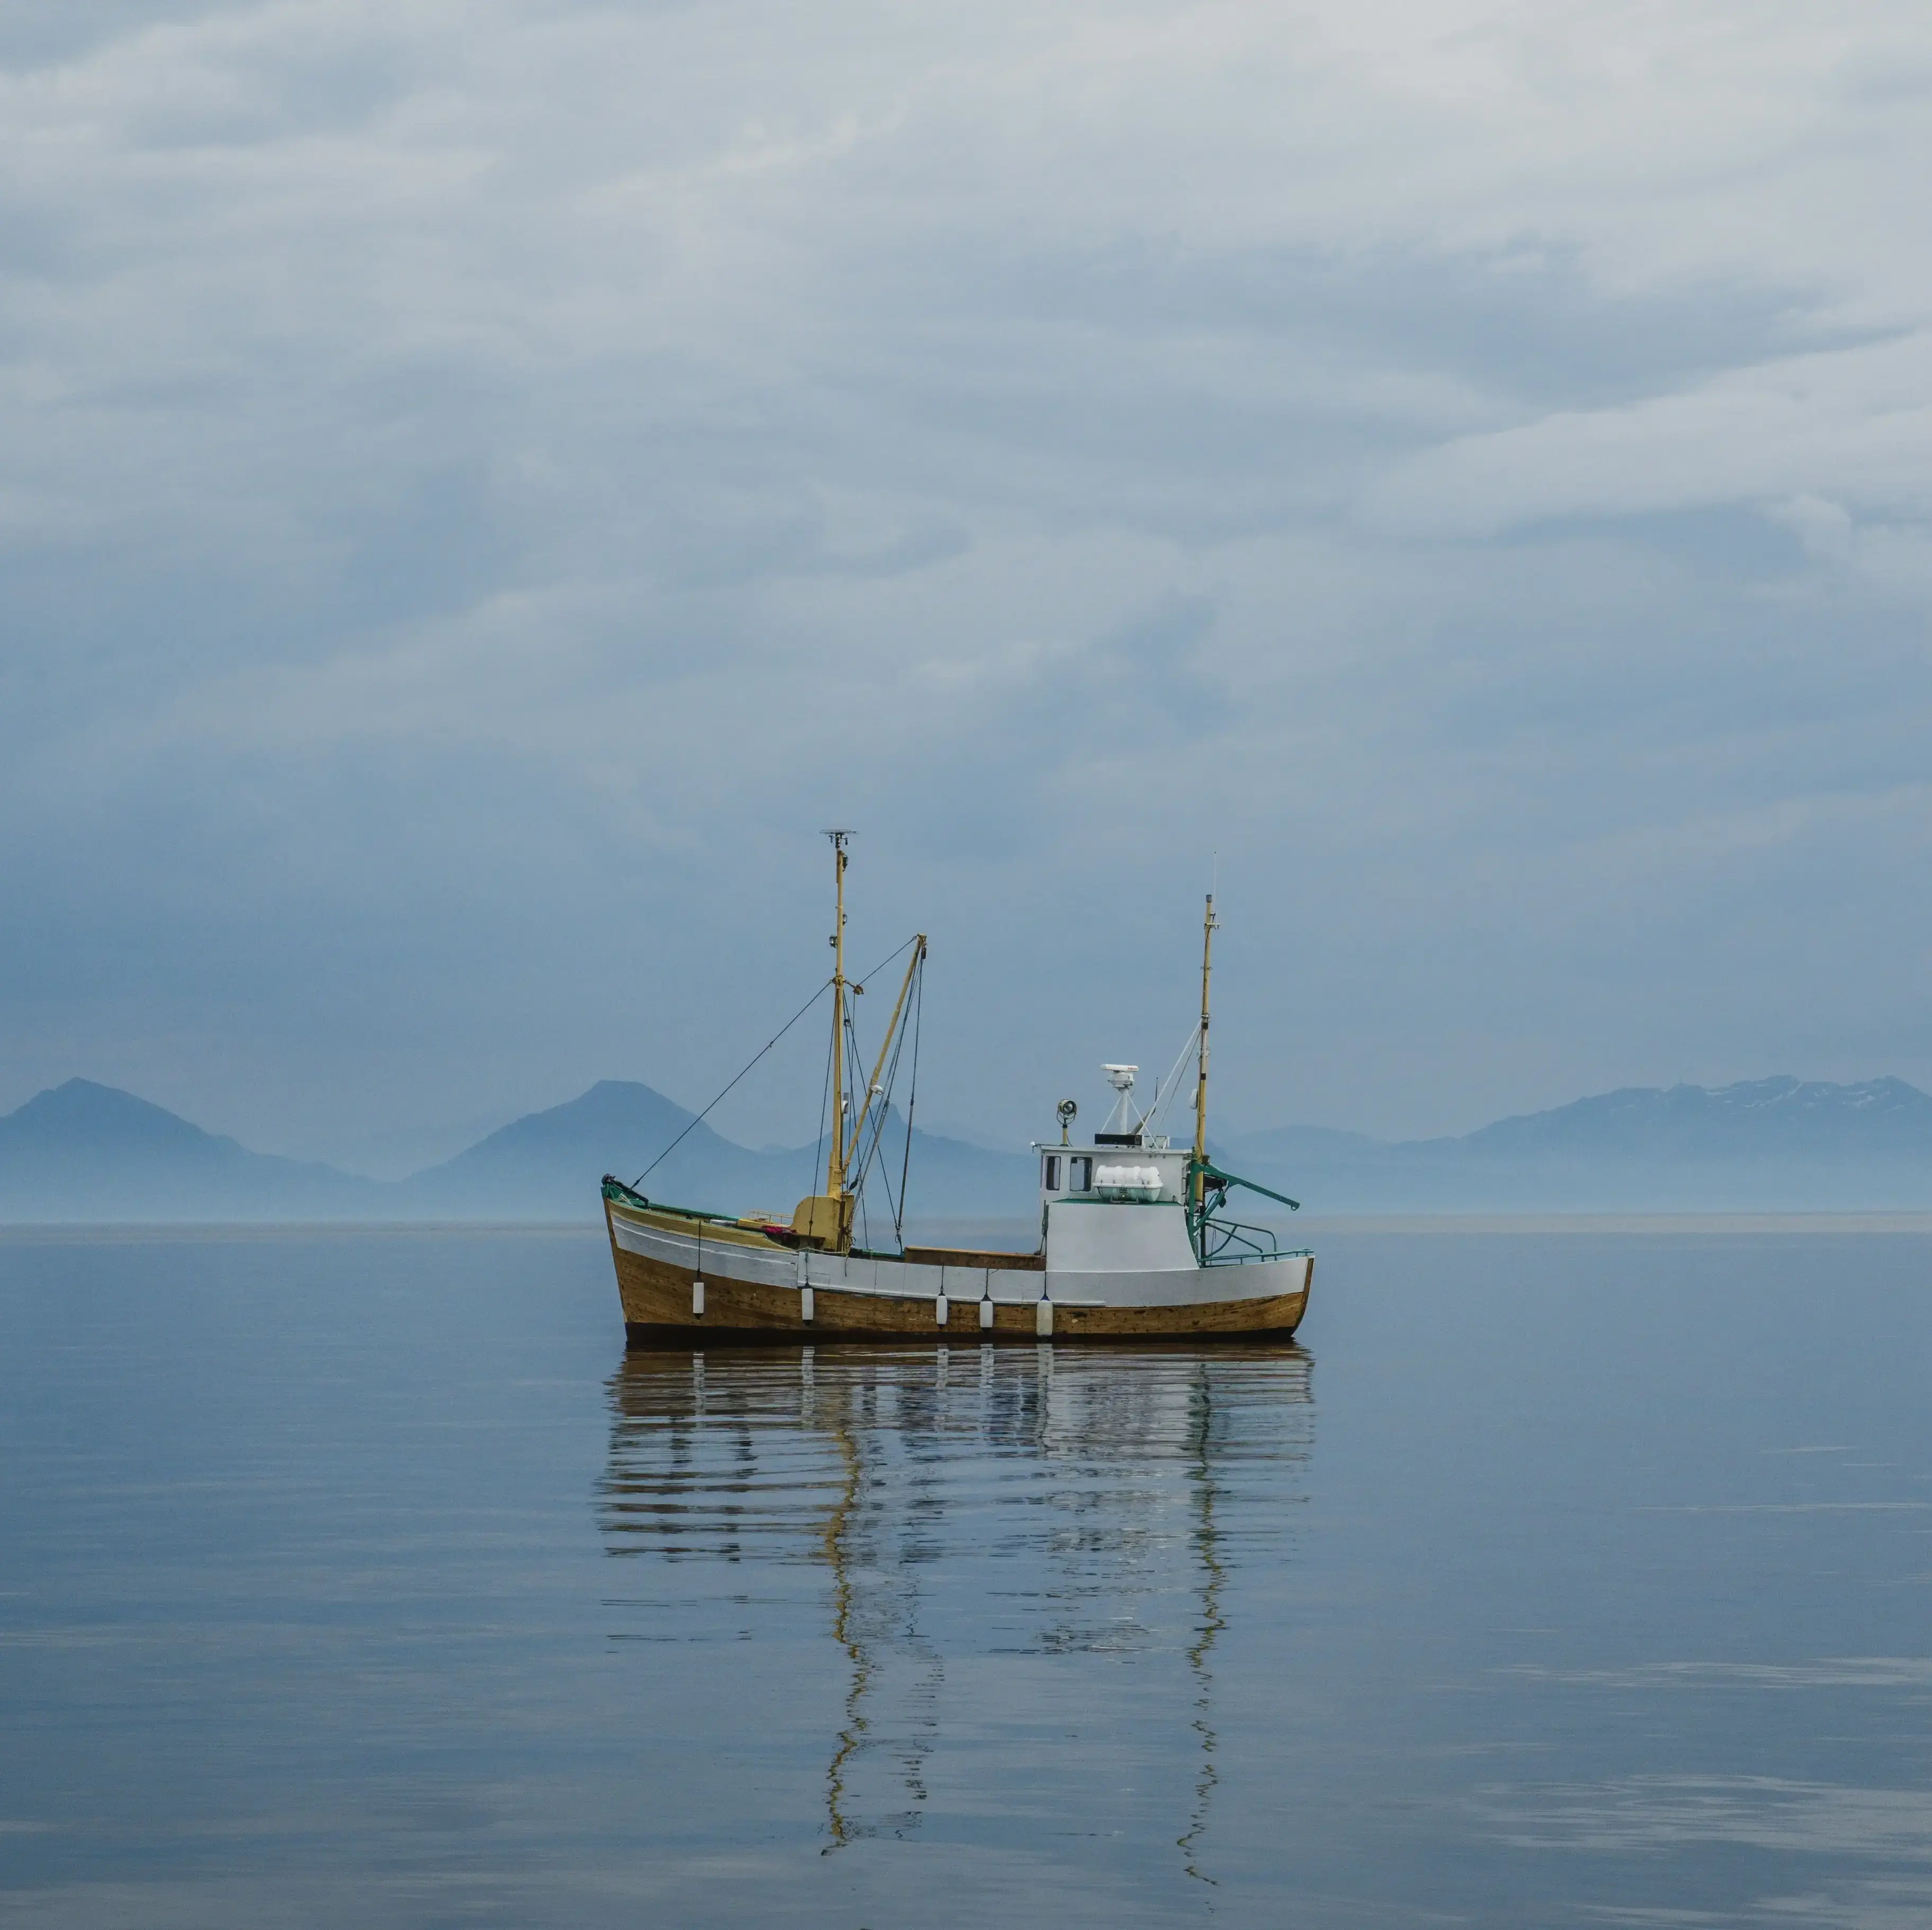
[{"left": 4, "top": 0, "right": 1931, "bottom": 1174}]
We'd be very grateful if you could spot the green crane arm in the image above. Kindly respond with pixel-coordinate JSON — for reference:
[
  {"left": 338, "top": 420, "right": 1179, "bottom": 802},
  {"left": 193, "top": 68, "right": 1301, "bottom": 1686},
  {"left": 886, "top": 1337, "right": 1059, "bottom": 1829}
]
[{"left": 1186, "top": 1157, "right": 1300, "bottom": 1213}]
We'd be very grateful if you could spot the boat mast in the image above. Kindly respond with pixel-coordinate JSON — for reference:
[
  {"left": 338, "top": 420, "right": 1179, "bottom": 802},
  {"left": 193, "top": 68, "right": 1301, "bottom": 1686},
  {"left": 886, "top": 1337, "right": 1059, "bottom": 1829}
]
[
  {"left": 826, "top": 830, "right": 849, "bottom": 1208},
  {"left": 1192, "top": 892, "right": 1218, "bottom": 1213}
]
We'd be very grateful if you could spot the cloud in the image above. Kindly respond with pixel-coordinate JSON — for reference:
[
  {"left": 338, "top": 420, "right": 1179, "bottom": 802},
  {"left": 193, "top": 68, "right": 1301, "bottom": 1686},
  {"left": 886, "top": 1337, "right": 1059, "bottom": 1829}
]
[
  {"left": 2, "top": 0, "right": 1932, "bottom": 1163},
  {"left": 1364, "top": 331, "right": 1932, "bottom": 537}
]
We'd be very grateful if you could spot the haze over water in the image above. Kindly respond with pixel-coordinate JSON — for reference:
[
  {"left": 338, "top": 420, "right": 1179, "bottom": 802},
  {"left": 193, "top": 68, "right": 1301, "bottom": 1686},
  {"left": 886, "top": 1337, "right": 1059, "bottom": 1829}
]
[{"left": 5, "top": 1225, "right": 1931, "bottom": 1926}]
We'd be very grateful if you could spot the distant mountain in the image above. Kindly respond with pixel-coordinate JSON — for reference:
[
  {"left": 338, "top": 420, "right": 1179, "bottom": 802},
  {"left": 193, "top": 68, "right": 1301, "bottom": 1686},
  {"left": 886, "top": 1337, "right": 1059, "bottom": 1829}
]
[
  {"left": 0, "top": 1079, "right": 382, "bottom": 1221},
  {"left": 9, "top": 1073, "right": 1932, "bottom": 1223},
  {"left": 401, "top": 1079, "right": 819, "bottom": 1219},
  {"left": 1462, "top": 1077, "right": 1932, "bottom": 1158},
  {"left": 1219, "top": 1077, "right": 1932, "bottom": 1212},
  {"left": 401, "top": 1079, "right": 1032, "bottom": 1220},
  {"left": 0, "top": 1077, "right": 1035, "bottom": 1224}
]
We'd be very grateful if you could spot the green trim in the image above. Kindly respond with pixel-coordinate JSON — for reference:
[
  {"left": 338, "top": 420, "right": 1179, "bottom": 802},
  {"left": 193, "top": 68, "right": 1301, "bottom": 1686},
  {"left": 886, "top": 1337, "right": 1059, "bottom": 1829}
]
[
  {"left": 1050, "top": 1195, "right": 1183, "bottom": 1208},
  {"left": 600, "top": 1176, "right": 742, "bottom": 1226}
]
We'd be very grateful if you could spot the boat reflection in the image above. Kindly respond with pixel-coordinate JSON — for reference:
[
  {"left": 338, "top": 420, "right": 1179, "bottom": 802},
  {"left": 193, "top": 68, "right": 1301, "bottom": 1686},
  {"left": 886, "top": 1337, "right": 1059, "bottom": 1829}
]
[{"left": 598, "top": 1342, "right": 1314, "bottom": 1870}]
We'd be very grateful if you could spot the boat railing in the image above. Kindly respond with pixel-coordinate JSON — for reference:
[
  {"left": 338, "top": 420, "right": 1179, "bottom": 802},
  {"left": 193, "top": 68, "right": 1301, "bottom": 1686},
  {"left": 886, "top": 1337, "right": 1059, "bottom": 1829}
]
[
  {"left": 1193, "top": 1212, "right": 1313, "bottom": 1266},
  {"left": 1185, "top": 1157, "right": 1305, "bottom": 1265}
]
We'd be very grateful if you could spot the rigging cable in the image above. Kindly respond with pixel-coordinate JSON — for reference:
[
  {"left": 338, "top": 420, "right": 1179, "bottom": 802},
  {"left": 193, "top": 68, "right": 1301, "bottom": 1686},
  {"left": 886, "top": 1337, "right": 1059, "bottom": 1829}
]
[
  {"left": 847, "top": 1012, "right": 873, "bottom": 1253},
  {"left": 822, "top": 933, "right": 919, "bottom": 1205},
  {"left": 812, "top": 993, "right": 836, "bottom": 1201},
  {"left": 851, "top": 934, "right": 919, "bottom": 991},
  {"left": 1139, "top": 1021, "right": 1203, "bottom": 1140},
  {"left": 862, "top": 1020, "right": 911, "bottom": 1241},
  {"left": 647, "top": 932, "right": 922, "bottom": 1211},
  {"left": 846, "top": 977, "right": 914, "bottom": 1211},
  {"left": 893, "top": 954, "right": 923, "bottom": 1247},
  {"left": 867, "top": 971, "right": 915, "bottom": 1245},
  {"left": 850, "top": 968, "right": 912, "bottom": 1246},
  {"left": 631, "top": 978, "right": 833, "bottom": 1190}
]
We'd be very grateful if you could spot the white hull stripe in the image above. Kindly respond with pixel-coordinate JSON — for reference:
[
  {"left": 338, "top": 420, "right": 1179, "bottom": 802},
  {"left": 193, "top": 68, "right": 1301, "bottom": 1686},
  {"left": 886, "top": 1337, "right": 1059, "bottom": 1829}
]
[{"left": 608, "top": 1209, "right": 1309, "bottom": 1309}]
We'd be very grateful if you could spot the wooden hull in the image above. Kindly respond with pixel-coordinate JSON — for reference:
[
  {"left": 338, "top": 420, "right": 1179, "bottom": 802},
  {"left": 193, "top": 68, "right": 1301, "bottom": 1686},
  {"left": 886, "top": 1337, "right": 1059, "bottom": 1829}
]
[{"left": 605, "top": 1199, "right": 1311, "bottom": 1345}]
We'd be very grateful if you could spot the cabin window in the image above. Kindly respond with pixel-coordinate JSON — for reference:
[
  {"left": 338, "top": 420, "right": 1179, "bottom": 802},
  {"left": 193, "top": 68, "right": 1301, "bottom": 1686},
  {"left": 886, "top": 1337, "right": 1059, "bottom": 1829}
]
[
  {"left": 1069, "top": 1156, "right": 1093, "bottom": 1192},
  {"left": 1043, "top": 1155, "right": 1060, "bottom": 1191}
]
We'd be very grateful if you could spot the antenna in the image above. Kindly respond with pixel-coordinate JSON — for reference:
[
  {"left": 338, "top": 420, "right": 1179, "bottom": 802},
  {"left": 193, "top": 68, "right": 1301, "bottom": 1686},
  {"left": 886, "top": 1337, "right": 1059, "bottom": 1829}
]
[{"left": 1102, "top": 1065, "right": 1139, "bottom": 1138}]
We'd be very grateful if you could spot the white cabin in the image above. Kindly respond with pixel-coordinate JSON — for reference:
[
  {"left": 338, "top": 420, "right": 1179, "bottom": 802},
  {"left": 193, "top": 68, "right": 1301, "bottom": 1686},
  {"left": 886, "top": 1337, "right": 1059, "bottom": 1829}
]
[{"left": 1033, "top": 1066, "right": 1203, "bottom": 1304}]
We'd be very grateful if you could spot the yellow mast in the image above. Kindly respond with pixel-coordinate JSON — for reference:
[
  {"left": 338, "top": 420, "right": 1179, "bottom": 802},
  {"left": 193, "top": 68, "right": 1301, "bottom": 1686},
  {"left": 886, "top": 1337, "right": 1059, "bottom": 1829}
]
[
  {"left": 793, "top": 833, "right": 922, "bottom": 1253},
  {"left": 1191, "top": 892, "right": 1218, "bottom": 1214},
  {"left": 826, "top": 830, "right": 849, "bottom": 1205}
]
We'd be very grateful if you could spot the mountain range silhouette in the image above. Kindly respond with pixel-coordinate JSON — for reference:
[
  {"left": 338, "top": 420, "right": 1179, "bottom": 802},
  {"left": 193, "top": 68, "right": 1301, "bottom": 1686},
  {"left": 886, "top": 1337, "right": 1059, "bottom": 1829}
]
[{"left": 5, "top": 1073, "right": 1932, "bottom": 1221}]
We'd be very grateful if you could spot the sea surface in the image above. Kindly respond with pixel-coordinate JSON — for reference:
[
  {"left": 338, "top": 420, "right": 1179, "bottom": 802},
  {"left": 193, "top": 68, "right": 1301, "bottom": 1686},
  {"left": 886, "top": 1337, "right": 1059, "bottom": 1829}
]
[{"left": 3, "top": 1223, "right": 1931, "bottom": 1927}]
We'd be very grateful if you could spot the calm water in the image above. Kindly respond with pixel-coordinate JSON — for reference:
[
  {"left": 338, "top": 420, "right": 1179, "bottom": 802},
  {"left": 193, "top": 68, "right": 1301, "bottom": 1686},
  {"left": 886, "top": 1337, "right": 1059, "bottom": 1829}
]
[{"left": 3, "top": 1226, "right": 1931, "bottom": 1926}]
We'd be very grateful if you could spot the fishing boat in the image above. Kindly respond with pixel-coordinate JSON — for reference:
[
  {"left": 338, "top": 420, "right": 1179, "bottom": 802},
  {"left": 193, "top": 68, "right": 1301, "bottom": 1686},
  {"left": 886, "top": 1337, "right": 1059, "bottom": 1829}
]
[{"left": 602, "top": 833, "right": 1313, "bottom": 1343}]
